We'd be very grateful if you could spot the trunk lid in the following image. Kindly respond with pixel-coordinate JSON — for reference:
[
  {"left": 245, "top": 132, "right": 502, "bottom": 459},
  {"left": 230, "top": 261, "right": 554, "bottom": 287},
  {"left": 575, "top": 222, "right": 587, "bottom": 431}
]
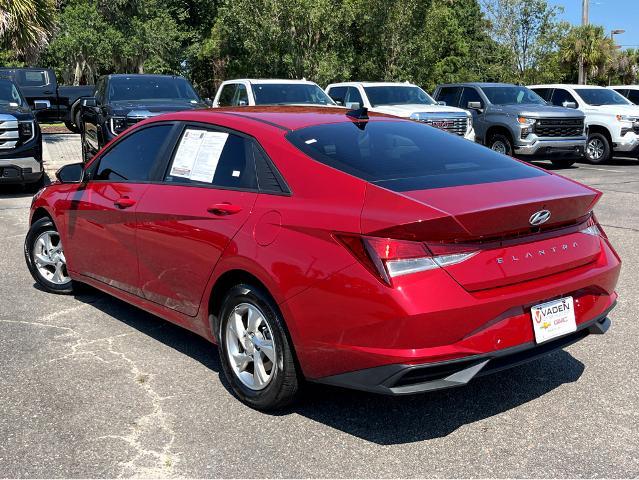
[{"left": 361, "top": 175, "right": 602, "bottom": 290}]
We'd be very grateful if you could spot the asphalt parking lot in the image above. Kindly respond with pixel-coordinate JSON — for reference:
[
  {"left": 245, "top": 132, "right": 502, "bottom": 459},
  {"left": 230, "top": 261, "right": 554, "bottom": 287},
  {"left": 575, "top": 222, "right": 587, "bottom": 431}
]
[{"left": 0, "top": 134, "right": 638, "bottom": 478}]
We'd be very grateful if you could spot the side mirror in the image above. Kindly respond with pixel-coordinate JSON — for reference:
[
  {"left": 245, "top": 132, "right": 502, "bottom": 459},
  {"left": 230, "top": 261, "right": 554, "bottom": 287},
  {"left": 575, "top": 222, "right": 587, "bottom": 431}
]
[
  {"left": 345, "top": 101, "right": 361, "bottom": 110},
  {"left": 55, "top": 162, "right": 84, "bottom": 183},
  {"left": 437, "top": 101, "right": 446, "bottom": 106},
  {"left": 467, "top": 101, "right": 483, "bottom": 111},
  {"left": 82, "top": 97, "right": 97, "bottom": 107},
  {"left": 33, "top": 100, "right": 50, "bottom": 110},
  {"left": 238, "top": 99, "right": 248, "bottom": 106},
  {"left": 563, "top": 101, "right": 577, "bottom": 109}
]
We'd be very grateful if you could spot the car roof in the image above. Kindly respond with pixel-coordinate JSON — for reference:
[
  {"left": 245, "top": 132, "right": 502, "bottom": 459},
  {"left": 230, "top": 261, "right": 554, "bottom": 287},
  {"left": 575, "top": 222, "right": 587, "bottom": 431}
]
[
  {"left": 437, "top": 82, "right": 518, "bottom": 88},
  {"left": 224, "top": 79, "right": 319, "bottom": 85},
  {"left": 328, "top": 82, "right": 417, "bottom": 87},
  {"left": 609, "top": 85, "right": 639, "bottom": 89},
  {"left": 144, "top": 106, "right": 403, "bottom": 131},
  {"left": 107, "top": 74, "right": 185, "bottom": 80},
  {"left": 529, "top": 84, "right": 606, "bottom": 89}
]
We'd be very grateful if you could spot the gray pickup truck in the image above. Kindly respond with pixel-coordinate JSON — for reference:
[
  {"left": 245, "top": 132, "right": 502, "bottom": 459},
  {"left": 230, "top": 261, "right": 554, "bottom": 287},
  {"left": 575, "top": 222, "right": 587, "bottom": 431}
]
[{"left": 433, "top": 83, "right": 587, "bottom": 167}]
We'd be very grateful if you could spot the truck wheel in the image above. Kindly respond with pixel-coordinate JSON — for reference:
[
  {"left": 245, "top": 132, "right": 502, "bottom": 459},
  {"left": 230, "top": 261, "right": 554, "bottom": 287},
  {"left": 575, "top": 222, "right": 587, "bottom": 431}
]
[
  {"left": 64, "top": 121, "right": 80, "bottom": 134},
  {"left": 488, "top": 133, "right": 513, "bottom": 156},
  {"left": 586, "top": 133, "right": 611, "bottom": 164}
]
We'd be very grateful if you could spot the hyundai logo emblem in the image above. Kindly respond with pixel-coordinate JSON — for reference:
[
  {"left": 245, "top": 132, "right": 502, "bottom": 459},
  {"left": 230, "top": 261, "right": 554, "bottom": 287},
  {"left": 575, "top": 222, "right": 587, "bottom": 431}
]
[{"left": 529, "top": 210, "right": 551, "bottom": 226}]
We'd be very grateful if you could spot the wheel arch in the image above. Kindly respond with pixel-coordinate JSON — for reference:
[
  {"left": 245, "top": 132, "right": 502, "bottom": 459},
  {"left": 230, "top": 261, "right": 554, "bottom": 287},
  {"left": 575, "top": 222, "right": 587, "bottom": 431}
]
[
  {"left": 485, "top": 125, "right": 513, "bottom": 146},
  {"left": 588, "top": 124, "right": 613, "bottom": 144},
  {"left": 31, "top": 206, "right": 53, "bottom": 225}
]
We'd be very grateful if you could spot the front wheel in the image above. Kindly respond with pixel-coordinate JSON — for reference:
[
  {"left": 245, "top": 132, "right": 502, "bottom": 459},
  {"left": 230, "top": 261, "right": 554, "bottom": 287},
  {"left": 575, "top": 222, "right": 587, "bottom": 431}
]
[
  {"left": 218, "top": 284, "right": 300, "bottom": 410},
  {"left": 586, "top": 133, "right": 611, "bottom": 164},
  {"left": 488, "top": 133, "right": 513, "bottom": 156},
  {"left": 24, "top": 217, "right": 74, "bottom": 294}
]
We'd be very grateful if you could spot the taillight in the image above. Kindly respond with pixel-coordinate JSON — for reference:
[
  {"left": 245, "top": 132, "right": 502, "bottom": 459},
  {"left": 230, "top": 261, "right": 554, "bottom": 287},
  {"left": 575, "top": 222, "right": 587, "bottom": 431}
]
[
  {"left": 335, "top": 234, "right": 477, "bottom": 286},
  {"left": 580, "top": 214, "right": 607, "bottom": 239}
]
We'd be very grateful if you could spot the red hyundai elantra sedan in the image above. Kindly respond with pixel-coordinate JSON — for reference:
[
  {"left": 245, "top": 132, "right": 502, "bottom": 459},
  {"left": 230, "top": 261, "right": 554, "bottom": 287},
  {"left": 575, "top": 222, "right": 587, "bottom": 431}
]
[{"left": 25, "top": 107, "right": 620, "bottom": 410}]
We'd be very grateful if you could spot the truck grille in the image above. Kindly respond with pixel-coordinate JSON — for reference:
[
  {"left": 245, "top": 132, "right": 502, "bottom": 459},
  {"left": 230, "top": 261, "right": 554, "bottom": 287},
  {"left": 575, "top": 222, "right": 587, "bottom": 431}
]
[
  {"left": 534, "top": 118, "right": 584, "bottom": 138},
  {"left": 417, "top": 116, "right": 468, "bottom": 136},
  {"left": 0, "top": 114, "right": 19, "bottom": 149}
]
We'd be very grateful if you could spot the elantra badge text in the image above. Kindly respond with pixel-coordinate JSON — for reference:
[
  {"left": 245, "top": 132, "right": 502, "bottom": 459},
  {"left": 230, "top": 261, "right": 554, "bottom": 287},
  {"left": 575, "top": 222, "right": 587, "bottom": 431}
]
[{"left": 497, "top": 242, "right": 579, "bottom": 264}]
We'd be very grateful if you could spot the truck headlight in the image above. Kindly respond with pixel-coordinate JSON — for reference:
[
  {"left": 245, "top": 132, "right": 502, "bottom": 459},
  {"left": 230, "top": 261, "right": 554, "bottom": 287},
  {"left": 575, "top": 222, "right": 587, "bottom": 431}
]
[
  {"left": 18, "top": 120, "right": 35, "bottom": 143},
  {"left": 517, "top": 116, "right": 536, "bottom": 126},
  {"left": 616, "top": 114, "right": 638, "bottom": 123},
  {"left": 109, "top": 117, "right": 128, "bottom": 135},
  {"left": 409, "top": 113, "right": 424, "bottom": 121}
]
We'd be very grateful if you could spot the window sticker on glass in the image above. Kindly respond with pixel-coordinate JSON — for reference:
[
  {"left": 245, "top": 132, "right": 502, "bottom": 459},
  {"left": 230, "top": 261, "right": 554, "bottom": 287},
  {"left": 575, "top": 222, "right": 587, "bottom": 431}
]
[{"left": 170, "top": 129, "right": 229, "bottom": 183}]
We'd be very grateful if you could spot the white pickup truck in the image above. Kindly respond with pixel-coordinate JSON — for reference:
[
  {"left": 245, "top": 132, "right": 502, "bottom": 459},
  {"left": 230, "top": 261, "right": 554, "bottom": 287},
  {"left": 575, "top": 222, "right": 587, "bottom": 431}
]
[
  {"left": 325, "top": 81, "right": 475, "bottom": 141},
  {"left": 530, "top": 84, "right": 639, "bottom": 164},
  {"left": 213, "top": 79, "right": 336, "bottom": 107}
]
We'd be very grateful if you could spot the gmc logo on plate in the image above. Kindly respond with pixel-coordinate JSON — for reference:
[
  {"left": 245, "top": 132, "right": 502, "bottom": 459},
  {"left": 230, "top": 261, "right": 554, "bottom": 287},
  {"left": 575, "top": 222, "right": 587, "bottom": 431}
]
[{"left": 431, "top": 120, "right": 454, "bottom": 129}]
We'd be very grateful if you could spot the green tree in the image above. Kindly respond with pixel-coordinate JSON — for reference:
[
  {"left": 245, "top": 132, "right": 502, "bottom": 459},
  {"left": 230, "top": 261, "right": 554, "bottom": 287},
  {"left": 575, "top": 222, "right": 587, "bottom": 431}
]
[
  {"left": 559, "top": 24, "right": 615, "bottom": 85},
  {"left": 0, "top": 0, "right": 56, "bottom": 62}
]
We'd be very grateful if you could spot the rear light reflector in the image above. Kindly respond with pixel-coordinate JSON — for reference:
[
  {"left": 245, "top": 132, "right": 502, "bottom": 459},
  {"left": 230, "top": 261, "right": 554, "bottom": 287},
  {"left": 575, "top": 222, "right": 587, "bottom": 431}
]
[
  {"left": 580, "top": 213, "right": 607, "bottom": 238},
  {"left": 335, "top": 234, "right": 477, "bottom": 285}
]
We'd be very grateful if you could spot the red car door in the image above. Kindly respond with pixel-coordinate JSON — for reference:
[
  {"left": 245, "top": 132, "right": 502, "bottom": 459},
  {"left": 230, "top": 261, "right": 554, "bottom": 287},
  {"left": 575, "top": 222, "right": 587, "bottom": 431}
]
[
  {"left": 135, "top": 125, "right": 258, "bottom": 316},
  {"left": 64, "top": 123, "right": 176, "bottom": 295}
]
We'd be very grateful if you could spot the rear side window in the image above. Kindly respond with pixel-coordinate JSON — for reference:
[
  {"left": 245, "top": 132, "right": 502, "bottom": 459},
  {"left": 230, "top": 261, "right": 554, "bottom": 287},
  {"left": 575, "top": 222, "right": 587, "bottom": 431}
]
[
  {"left": 164, "top": 128, "right": 257, "bottom": 190},
  {"left": 286, "top": 121, "right": 546, "bottom": 191},
  {"left": 17, "top": 70, "right": 49, "bottom": 87},
  {"left": 435, "top": 87, "right": 461, "bottom": 107},
  {"left": 627, "top": 90, "right": 639, "bottom": 104},
  {"left": 94, "top": 125, "right": 172, "bottom": 181}
]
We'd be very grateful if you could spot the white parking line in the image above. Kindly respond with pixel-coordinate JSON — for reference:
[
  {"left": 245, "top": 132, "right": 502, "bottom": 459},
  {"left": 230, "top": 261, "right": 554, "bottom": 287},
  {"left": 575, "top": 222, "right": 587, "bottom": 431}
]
[{"left": 579, "top": 166, "right": 628, "bottom": 173}]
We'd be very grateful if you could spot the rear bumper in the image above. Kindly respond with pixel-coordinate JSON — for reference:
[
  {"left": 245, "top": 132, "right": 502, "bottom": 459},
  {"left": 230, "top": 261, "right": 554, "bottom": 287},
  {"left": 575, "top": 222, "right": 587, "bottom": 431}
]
[
  {"left": 314, "top": 308, "right": 613, "bottom": 395},
  {"left": 0, "top": 156, "right": 43, "bottom": 184},
  {"left": 514, "top": 138, "right": 586, "bottom": 159}
]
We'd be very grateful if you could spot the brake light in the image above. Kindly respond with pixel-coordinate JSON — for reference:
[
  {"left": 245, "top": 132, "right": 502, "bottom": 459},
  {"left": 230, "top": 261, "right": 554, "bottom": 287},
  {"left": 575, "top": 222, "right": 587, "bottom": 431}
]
[
  {"left": 335, "top": 234, "right": 477, "bottom": 285},
  {"left": 580, "top": 214, "right": 607, "bottom": 239}
]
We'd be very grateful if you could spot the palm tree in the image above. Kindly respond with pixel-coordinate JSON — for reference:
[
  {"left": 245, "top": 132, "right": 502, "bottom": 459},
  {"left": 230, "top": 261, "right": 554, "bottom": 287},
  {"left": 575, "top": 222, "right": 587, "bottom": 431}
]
[
  {"left": 560, "top": 25, "right": 615, "bottom": 84},
  {"left": 0, "top": 0, "right": 56, "bottom": 61}
]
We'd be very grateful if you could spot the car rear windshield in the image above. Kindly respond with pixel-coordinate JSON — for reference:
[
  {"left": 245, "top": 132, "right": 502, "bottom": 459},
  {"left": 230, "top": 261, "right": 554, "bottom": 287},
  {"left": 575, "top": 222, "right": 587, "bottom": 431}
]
[
  {"left": 108, "top": 76, "right": 200, "bottom": 102},
  {"left": 252, "top": 84, "right": 335, "bottom": 105},
  {"left": 363, "top": 86, "right": 436, "bottom": 106},
  {"left": 576, "top": 88, "right": 630, "bottom": 106},
  {"left": 286, "top": 120, "right": 546, "bottom": 191}
]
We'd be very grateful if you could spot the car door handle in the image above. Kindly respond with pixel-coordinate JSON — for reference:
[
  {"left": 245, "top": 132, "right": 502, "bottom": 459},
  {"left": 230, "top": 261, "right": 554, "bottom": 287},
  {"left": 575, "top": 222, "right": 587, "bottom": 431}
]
[
  {"left": 114, "top": 197, "right": 136, "bottom": 209},
  {"left": 207, "top": 203, "right": 242, "bottom": 216}
]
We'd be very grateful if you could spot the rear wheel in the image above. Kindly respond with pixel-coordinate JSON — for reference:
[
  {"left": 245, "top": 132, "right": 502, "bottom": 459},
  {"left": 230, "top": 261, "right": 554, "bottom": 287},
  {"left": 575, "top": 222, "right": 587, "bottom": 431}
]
[
  {"left": 218, "top": 284, "right": 300, "bottom": 410},
  {"left": 488, "top": 133, "right": 513, "bottom": 156},
  {"left": 586, "top": 132, "right": 611, "bottom": 164},
  {"left": 24, "top": 217, "right": 74, "bottom": 294}
]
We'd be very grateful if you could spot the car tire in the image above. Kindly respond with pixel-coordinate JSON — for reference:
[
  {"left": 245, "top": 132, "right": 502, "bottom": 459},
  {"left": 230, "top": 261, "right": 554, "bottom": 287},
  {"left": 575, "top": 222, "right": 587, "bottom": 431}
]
[
  {"left": 64, "top": 121, "right": 80, "bottom": 134},
  {"left": 218, "top": 283, "right": 300, "bottom": 410},
  {"left": 586, "top": 133, "right": 611, "bottom": 164},
  {"left": 550, "top": 158, "right": 577, "bottom": 168},
  {"left": 488, "top": 133, "right": 514, "bottom": 156},
  {"left": 24, "top": 217, "right": 74, "bottom": 294}
]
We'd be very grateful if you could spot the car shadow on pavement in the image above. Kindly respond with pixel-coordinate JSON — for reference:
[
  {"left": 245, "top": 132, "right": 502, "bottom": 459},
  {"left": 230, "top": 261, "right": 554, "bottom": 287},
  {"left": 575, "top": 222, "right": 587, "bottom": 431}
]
[{"left": 63, "top": 286, "right": 585, "bottom": 445}]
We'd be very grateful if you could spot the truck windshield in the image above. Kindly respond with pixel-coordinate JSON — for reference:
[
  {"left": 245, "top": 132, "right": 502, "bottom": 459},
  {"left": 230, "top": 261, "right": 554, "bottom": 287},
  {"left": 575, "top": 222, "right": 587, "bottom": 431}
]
[
  {"left": 576, "top": 89, "right": 630, "bottom": 106},
  {"left": 252, "top": 83, "right": 335, "bottom": 105},
  {"left": 108, "top": 76, "right": 201, "bottom": 102},
  {"left": 286, "top": 120, "right": 545, "bottom": 191},
  {"left": 0, "top": 80, "right": 24, "bottom": 107},
  {"left": 482, "top": 86, "right": 546, "bottom": 105},
  {"left": 363, "top": 86, "right": 435, "bottom": 107}
]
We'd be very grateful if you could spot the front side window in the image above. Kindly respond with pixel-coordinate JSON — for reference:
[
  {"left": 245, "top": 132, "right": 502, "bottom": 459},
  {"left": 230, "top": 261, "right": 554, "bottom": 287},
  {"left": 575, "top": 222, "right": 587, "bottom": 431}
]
[
  {"left": 576, "top": 88, "right": 631, "bottom": 106},
  {"left": 434, "top": 87, "right": 461, "bottom": 107},
  {"left": 0, "top": 80, "right": 25, "bottom": 106},
  {"left": 627, "top": 90, "right": 639, "bottom": 105},
  {"left": 327, "top": 86, "right": 347, "bottom": 105},
  {"left": 481, "top": 86, "right": 546, "bottom": 105},
  {"left": 363, "top": 86, "right": 435, "bottom": 107},
  {"left": 164, "top": 128, "right": 257, "bottom": 190},
  {"left": 252, "top": 83, "right": 335, "bottom": 105},
  {"left": 235, "top": 84, "right": 249, "bottom": 105},
  {"left": 459, "top": 87, "right": 483, "bottom": 109},
  {"left": 94, "top": 125, "right": 172, "bottom": 181},
  {"left": 532, "top": 88, "right": 552, "bottom": 101},
  {"left": 346, "top": 87, "right": 364, "bottom": 106},
  {"left": 287, "top": 120, "right": 546, "bottom": 191},
  {"left": 551, "top": 89, "right": 578, "bottom": 107}
]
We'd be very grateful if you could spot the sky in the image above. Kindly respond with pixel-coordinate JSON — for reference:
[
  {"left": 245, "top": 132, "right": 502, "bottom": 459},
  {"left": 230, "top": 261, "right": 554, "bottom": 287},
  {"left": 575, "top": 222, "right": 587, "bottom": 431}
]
[{"left": 548, "top": 0, "right": 639, "bottom": 49}]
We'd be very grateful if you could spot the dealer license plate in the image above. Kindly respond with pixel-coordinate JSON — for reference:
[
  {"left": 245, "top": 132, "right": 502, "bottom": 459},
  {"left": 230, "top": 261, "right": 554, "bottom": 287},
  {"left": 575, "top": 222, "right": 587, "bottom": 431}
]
[{"left": 531, "top": 297, "right": 576, "bottom": 344}]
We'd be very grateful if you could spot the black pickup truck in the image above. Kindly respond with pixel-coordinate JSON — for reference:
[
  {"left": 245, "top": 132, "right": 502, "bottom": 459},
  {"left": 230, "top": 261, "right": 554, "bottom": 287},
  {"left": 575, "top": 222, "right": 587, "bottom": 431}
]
[
  {"left": 80, "top": 74, "right": 207, "bottom": 161},
  {"left": 0, "top": 68, "right": 93, "bottom": 132},
  {"left": 0, "top": 78, "right": 44, "bottom": 189}
]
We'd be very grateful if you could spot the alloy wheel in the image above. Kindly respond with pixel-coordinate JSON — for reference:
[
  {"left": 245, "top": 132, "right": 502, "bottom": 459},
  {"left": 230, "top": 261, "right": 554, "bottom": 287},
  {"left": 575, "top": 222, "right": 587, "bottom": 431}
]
[
  {"left": 225, "top": 303, "right": 277, "bottom": 390},
  {"left": 491, "top": 141, "right": 507, "bottom": 154},
  {"left": 587, "top": 138, "right": 605, "bottom": 161},
  {"left": 33, "top": 230, "right": 69, "bottom": 285}
]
